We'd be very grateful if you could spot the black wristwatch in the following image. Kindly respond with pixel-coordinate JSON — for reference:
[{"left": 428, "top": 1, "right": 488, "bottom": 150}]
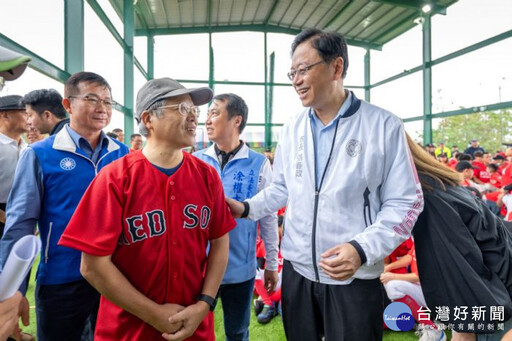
[{"left": 196, "top": 294, "right": 217, "bottom": 311}]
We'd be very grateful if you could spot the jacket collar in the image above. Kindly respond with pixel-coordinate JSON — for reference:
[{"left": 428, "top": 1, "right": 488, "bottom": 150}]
[
  {"left": 204, "top": 141, "right": 249, "bottom": 165},
  {"left": 50, "top": 117, "right": 70, "bottom": 136},
  {"left": 52, "top": 124, "right": 120, "bottom": 154}
]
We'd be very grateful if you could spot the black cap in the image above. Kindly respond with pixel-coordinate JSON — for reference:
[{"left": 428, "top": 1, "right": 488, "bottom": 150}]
[
  {"left": 493, "top": 154, "right": 506, "bottom": 161},
  {"left": 0, "top": 95, "right": 24, "bottom": 111},
  {"left": 456, "top": 161, "right": 475, "bottom": 172}
]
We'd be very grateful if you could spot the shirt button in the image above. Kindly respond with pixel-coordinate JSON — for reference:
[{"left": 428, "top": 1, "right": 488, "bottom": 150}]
[
  {"left": 172, "top": 240, "right": 177, "bottom": 245},
  {"left": 173, "top": 273, "right": 178, "bottom": 279},
  {"left": 171, "top": 195, "right": 176, "bottom": 200},
  {"left": 170, "top": 181, "right": 174, "bottom": 185}
]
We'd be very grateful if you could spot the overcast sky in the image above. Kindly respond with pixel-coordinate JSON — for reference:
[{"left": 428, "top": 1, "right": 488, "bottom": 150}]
[{"left": 0, "top": 0, "right": 510, "bottom": 143}]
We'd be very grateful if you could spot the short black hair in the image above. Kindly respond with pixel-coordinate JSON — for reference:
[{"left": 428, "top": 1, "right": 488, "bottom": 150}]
[
  {"left": 487, "top": 163, "right": 499, "bottom": 172},
  {"left": 112, "top": 128, "right": 123, "bottom": 134},
  {"left": 291, "top": 28, "right": 349, "bottom": 79},
  {"left": 213, "top": 93, "right": 248, "bottom": 134},
  {"left": 64, "top": 71, "right": 111, "bottom": 98},
  {"left": 459, "top": 154, "right": 472, "bottom": 161},
  {"left": 130, "top": 133, "right": 141, "bottom": 140},
  {"left": 22, "top": 89, "right": 67, "bottom": 119},
  {"left": 474, "top": 151, "right": 484, "bottom": 158},
  {"left": 106, "top": 132, "right": 118, "bottom": 139}
]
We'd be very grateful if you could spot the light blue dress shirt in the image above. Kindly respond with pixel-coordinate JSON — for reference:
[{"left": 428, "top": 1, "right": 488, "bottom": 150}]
[{"left": 309, "top": 91, "right": 352, "bottom": 186}]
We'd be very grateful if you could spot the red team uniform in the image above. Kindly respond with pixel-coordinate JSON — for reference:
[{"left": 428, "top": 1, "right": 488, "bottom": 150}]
[{"left": 60, "top": 151, "right": 236, "bottom": 340}]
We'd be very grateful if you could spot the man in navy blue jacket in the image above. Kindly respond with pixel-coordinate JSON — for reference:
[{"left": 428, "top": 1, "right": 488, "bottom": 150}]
[{"left": 0, "top": 72, "right": 129, "bottom": 341}]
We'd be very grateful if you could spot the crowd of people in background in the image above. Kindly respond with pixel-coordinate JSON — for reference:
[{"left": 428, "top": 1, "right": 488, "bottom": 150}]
[{"left": 422, "top": 137, "right": 512, "bottom": 225}]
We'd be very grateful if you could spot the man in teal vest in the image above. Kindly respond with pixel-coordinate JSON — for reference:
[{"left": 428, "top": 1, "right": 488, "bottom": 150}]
[{"left": 194, "top": 93, "right": 279, "bottom": 341}]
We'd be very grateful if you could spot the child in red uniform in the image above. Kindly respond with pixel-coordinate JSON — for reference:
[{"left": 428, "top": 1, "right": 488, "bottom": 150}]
[
  {"left": 253, "top": 212, "right": 285, "bottom": 324},
  {"left": 381, "top": 243, "right": 446, "bottom": 341}
]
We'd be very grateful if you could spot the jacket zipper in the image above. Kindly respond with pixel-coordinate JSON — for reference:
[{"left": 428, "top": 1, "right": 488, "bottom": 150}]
[
  {"left": 45, "top": 222, "right": 53, "bottom": 263},
  {"left": 43, "top": 145, "right": 115, "bottom": 263},
  {"left": 311, "top": 119, "right": 340, "bottom": 282}
]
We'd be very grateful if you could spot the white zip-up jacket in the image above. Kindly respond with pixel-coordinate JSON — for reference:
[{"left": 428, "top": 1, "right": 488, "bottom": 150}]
[{"left": 247, "top": 94, "right": 424, "bottom": 285}]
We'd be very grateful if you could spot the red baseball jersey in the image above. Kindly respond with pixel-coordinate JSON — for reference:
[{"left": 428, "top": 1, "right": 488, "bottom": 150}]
[
  {"left": 387, "top": 238, "right": 413, "bottom": 274},
  {"left": 501, "top": 163, "right": 512, "bottom": 187},
  {"left": 60, "top": 151, "right": 236, "bottom": 341},
  {"left": 472, "top": 161, "right": 490, "bottom": 183},
  {"left": 489, "top": 172, "right": 502, "bottom": 188}
]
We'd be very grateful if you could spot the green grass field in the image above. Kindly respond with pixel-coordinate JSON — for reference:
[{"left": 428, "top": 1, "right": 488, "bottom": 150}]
[{"left": 21, "top": 258, "right": 432, "bottom": 340}]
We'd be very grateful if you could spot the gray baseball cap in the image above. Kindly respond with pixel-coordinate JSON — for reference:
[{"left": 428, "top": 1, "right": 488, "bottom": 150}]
[{"left": 135, "top": 78, "right": 213, "bottom": 122}]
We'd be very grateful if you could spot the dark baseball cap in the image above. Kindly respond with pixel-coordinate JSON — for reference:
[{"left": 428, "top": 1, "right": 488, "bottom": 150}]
[
  {"left": 135, "top": 78, "right": 213, "bottom": 123},
  {"left": 471, "top": 139, "right": 478, "bottom": 143},
  {"left": 493, "top": 154, "right": 506, "bottom": 161},
  {"left": 0, "top": 95, "right": 24, "bottom": 111},
  {"left": 456, "top": 161, "right": 476, "bottom": 172}
]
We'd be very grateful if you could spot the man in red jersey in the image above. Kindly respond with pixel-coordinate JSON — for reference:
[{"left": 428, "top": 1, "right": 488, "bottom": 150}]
[{"left": 60, "top": 78, "right": 236, "bottom": 341}]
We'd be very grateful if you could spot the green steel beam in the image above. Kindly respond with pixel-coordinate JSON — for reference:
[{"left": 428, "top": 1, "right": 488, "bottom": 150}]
[
  {"left": 402, "top": 100, "right": 512, "bottom": 123},
  {"left": 208, "top": 33, "right": 214, "bottom": 91},
  {"left": 198, "top": 122, "right": 284, "bottom": 127},
  {"left": 369, "top": 66, "right": 422, "bottom": 89},
  {"left": 277, "top": 0, "right": 294, "bottom": 26},
  {"left": 264, "top": 32, "right": 269, "bottom": 148},
  {"left": 171, "top": 78, "right": 363, "bottom": 89},
  {"left": 123, "top": 0, "right": 135, "bottom": 141},
  {"left": 371, "top": 29, "right": 512, "bottom": 90},
  {"left": 373, "top": 0, "right": 446, "bottom": 15},
  {"left": 64, "top": 0, "right": 84, "bottom": 74},
  {"left": 207, "top": 0, "right": 212, "bottom": 28},
  {"left": 301, "top": 1, "right": 325, "bottom": 28},
  {"left": 431, "top": 29, "right": 512, "bottom": 67},
  {"left": 368, "top": 11, "right": 417, "bottom": 46},
  {"left": 324, "top": 0, "right": 353, "bottom": 28},
  {"left": 147, "top": 34, "right": 154, "bottom": 79},
  {"left": 264, "top": 0, "right": 279, "bottom": 26},
  {"left": 364, "top": 49, "right": 371, "bottom": 102},
  {"left": 422, "top": 15, "right": 432, "bottom": 144},
  {"left": 0, "top": 33, "right": 70, "bottom": 83},
  {"left": 267, "top": 51, "right": 275, "bottom": 149},
  {"left": 312, "top": 1, "right": 339, "bottom": 28},
  {"left": 250, "top": 0, "right": 262, "bottom": 23},
  {"left": 288, "top": 1, "right": 310, "bottom": 29},
  {"left": 86, "top": 0, "right": 148, "bottom": 79},
  {"left": 135, "top": 25, "right": 383, "bottom": 50}
]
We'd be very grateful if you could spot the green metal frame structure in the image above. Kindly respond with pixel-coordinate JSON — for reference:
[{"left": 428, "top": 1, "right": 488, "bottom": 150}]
[{"left": 0, "top": 0, "right": 511, "bottom": 146}]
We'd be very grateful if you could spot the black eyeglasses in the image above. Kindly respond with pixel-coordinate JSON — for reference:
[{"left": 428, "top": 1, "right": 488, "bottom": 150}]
[
  {"left": 68, "top": 95, "right": 117, "bottom": 108},
  {"left": 287, "top": 61, "right": 325, "bottom": 81}
]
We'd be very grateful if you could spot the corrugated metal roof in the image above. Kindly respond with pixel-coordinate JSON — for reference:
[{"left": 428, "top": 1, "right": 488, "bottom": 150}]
[{"left": 110, "top": 0, "right": 459, "bottom": 50}]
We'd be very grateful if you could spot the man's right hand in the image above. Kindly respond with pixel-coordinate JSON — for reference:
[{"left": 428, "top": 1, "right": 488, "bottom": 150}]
[
  {"left": 148, "top": 303, "right": 185, "bottom": 334},
  {"left": 225, "top": 197, "right": 244, "bottom": 218},
  {"left": 0, "top": 292, "right": 22, "bottom": 341},
  {"left": 0, "top": 209, "right": 5, "bottom": 224}
]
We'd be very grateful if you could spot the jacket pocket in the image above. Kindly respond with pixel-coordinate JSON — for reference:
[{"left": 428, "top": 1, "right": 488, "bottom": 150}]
[{"left": 363, "top": 188, "right": 373, "bottom": 227}]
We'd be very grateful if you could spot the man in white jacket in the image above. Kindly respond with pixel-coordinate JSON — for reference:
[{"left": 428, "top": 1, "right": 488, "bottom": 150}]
[{"left": 227, "top": 28, "right": 424, "bottom": 340}]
